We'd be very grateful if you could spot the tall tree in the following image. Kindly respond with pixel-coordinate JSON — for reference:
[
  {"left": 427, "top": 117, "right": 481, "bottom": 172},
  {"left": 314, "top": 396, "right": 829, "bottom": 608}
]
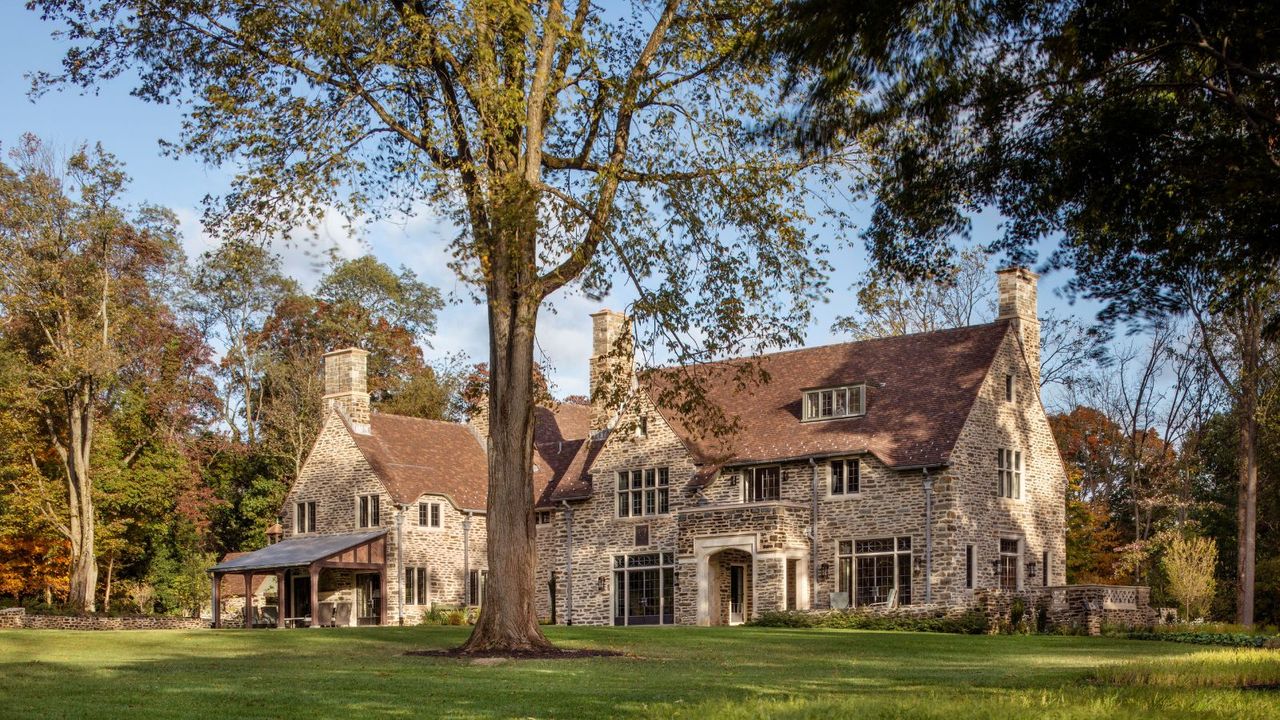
[
  {"left": 0, "top": 135, "right": 185, "bottom": 610},
  {"left": 764, "top": 0, "right": 1280, "bottom": 624},
  {"left": 35, "top": 1, "right": 843, "bottom": 649},
  {"left": 185, "top": 238, "right": 296, "bottom": 445}
]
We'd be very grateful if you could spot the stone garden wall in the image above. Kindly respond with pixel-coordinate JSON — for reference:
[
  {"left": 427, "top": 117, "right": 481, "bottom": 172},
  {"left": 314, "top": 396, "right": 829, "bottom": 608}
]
[{"left": 0, "top": 608, "right": 208, "bottom": 630}]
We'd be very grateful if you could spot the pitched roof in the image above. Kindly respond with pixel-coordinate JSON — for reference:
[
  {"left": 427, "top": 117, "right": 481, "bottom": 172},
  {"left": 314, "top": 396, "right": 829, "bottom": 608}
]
[
  {"left": 647, "top": 321, "right": 1011, "bottom": 485},
  {"left": 210, "top": 531, "right": 386, "bottom": 573},
  {"left": 348, "top": 414, "right": 490, "bottom": 511},
  {"left": 333, "top": 401, "right": 592, "bottom": 513}
]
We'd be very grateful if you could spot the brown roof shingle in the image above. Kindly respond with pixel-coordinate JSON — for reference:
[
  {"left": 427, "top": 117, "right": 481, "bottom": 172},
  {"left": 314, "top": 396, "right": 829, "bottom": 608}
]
[
  {"left": 647, "top": 321, "right": 1011, "bottom": 484},
  {"left": 348, "top": 414, "right": 490, "bottom": 511}
]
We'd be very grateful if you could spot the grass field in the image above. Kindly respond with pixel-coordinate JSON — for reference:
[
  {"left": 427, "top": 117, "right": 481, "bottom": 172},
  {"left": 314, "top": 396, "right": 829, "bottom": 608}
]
[{"left": 1, "top": 625, "right": 1278, "bottom": 719}]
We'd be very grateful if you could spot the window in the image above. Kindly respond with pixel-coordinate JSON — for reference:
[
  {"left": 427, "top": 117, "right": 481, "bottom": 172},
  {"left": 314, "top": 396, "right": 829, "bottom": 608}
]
[
  {"left": 838, "top": 537, "right": 912, "bottom": 607},
  {"left": 535, "top": 510, "right": 552, "bottom": 525},
  {"left": 1005, "top": 374, "right": 1015, "bottom": 402},
  {"left": 997, "top": 449, "right": 1022, "bottom": 499},
  {"left": 635, "top": 524, "right": 650, "bottom": 547},
  {"left": 744, "top": 466, "right": 781, "bottom": 502},
  {"left": 467, "top": 569, "right": 487, "bottom": 606},
  {"left": 999, "top": 538, "right": 1021, "bottom": 590},
  {"left": 635, "top": 415, "right": 649, "bottom": 438},
  {"left": 965, "top": 544, "right": 975, "bottom": 589},
  {"left": 418, "top": 501, "right": 441, "bottom": 528},
  {"left": 829, "top": 459, "right": 861, "bottom": 496},
  {"left": 295, "top": 501, "right": 316, "bottom": 534},
  {"left": 613, "top": 552, "right": 676, "bottom": 626},
  {"left": 404, "top": 567, "right": 428, "bottom": 605},
  {"left": 802, "top": 385, "right": 866, "bottom": 421},
  {"left": 1042, "top": 550, "right": 1049, "bottom": 586},
  {"left": 616, "top": 467, "right": 670, "bottom": 517},
  {"left": 357, "top": 494, "right": 380, "bottom": 527}
]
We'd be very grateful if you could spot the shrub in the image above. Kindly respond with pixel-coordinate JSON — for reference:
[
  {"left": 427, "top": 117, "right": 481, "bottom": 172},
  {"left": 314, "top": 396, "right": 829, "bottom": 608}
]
[
  {"left": 749, "top": 609, "right": 989, "bottom": 635},
  {"left": 446, "top": 609, "right": 467, "bottom": 626},
  {"left": 1162, "top": 534, "right": 1217, "bottom": 621},
  {"left": 1124, "top": 631, "right": 1279, "bottom": 648}
]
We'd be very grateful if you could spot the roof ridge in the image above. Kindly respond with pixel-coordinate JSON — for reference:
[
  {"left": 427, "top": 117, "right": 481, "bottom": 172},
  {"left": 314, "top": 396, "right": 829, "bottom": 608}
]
[{"left": 648, "top": 320, "right": 1011, "bottom": 374}]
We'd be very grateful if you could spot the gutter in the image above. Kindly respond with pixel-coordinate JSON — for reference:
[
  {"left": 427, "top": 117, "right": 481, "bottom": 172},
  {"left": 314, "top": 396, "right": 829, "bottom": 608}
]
[
  {"left": 923, "top": 469, "right": 934, "bottom": 604},
  {"left": 462, "top": 512, "right": 472, "bottom": 605},
  {"left": 809, "top": 457, "right": 819, "bottom": 611},
  {"left": 395, "top": 505, "right": 406, "bottom": 625},
  {"left": 561, "top": 501, "right": 575, "bottom": 626}
]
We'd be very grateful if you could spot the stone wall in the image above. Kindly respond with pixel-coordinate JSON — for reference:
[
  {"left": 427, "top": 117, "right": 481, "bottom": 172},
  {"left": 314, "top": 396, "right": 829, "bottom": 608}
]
[
  {"left": 0, "top": 608, "right": 209, "bottom": 630},
  {"left": 283, "top": 411, "right": 487, "bottom": 626},
  {"left": 533, "top": 318, "right": 1069, "bottom": 627}
]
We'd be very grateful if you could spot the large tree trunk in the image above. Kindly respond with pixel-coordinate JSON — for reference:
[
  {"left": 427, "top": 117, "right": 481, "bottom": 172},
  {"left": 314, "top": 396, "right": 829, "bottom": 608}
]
[
  {"left": 1235, "top": 299, "right": 1261, "bottom": 627},
  {"left": 64, "top": 386, "right": 98, "bottom": 612},
  {"left": 459, "top": 288, "right": 552, "bottom": 652}
]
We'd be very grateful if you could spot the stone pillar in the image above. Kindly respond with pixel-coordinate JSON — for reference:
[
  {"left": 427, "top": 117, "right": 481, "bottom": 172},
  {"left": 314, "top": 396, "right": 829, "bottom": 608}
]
[
  {"left": 323, "top": 347, "right": 371, "bottom": 433},
  {"left": 996, "top": 267, "right": 1040, "bottom": 387}
]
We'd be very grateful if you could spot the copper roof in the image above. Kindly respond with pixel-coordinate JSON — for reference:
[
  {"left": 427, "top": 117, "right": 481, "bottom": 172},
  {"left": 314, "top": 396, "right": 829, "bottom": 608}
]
[{"left": 650, "top": 322, "right": 1011, "bottom": 484}]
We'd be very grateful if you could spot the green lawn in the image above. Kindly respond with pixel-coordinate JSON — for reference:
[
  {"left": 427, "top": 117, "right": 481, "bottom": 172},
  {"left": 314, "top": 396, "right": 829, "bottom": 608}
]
[{"left": 1, "top": 626, "right": 1277, "bottom": 719}]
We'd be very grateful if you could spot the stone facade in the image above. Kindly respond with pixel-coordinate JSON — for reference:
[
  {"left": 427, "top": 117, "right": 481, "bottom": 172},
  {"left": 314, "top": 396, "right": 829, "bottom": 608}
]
[
  {"left": 280, "top": 410, "right": 487, "bottom": 626},
  {"left": 533, "top": 269, "right": 1094, "bottom": 628}
]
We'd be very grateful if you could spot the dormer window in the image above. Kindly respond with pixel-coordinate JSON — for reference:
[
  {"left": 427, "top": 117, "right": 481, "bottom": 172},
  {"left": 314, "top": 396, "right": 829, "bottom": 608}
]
[{"left": 802, "top": 385, "right": 865, "bottom": 421}]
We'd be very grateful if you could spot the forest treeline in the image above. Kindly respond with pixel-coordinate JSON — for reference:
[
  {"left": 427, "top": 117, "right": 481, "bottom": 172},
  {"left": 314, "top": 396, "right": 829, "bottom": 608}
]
[{"left": 0, "top": 136, "right": 469, "bottom": 614}]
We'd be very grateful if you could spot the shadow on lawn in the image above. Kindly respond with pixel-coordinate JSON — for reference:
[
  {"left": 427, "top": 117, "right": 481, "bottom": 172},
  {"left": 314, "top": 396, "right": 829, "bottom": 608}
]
[{"left": 0, "top": 626, "right": 1265, "bottom": 719}]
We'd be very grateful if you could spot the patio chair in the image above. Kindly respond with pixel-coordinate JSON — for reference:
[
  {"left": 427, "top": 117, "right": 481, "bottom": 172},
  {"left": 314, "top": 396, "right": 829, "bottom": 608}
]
[
  {"left": 829, "top": 592, "right": 850, "bottom": 610},
  {"left": 317, "top": 602, "right": 336, "bottom": 627},
  {"left": 868, "top": 588, "right": 898, "bottom": 610}
]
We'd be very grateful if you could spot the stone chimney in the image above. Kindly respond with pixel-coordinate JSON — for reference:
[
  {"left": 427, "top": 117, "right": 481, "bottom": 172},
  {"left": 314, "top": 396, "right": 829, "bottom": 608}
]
[
  {"left": 323, "top": 347, "right": 371, "bottom": 434},
  {"left": 589, "top": 309, "right": 634, "bottom": 435},
  {"left": 996, "top": 267, "right": 1040, "bottom": 387}
]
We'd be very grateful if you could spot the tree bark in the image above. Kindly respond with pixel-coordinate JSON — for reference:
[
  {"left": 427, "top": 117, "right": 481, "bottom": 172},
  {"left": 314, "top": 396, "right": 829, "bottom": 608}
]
[
  {"left": 1234, "top": 297, "right": 1261, "bottom": 627},
  {"left": 64, "top": 384, "right": 98, "bottom": 612},
  {"left": 459, "top": 285, "right": 551, "bottom": 653}
]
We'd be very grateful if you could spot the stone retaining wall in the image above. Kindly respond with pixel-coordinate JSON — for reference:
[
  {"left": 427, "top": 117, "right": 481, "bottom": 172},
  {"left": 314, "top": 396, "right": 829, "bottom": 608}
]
[{"left": 0, "top": 608, "right": 209, "bottom": 630}]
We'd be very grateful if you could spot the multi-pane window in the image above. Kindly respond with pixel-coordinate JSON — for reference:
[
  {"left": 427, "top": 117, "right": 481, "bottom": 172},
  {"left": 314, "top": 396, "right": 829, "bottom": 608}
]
[
  {"left": 404, "top": 567, "right": 428, "bottom": 605},
  {"left": 999, "top": 538, "right": 1021, "bottom": 590},
  {"left": 997, "top": 449, "right": 1022, "bottom": 499},
  {"left": 802, "top": 385, "right": 866, "bottom": 421},
  {"left": 535, "top": 510, "right": 552, "bottom": 525},
  {"left": 418, "top": 501, "right": 441, "bottom": 528},
  {"left": 467, "top": 569, "right": 487, "bottom": 606},
  {"left": 616, "top": 467, "right": 670, "bottom": 517},
  {"left": 357, "top": 494, "right": 380, "bottom": 528},
  {"left": 613, "top": 552, "right": 676, "bottom": 626},
  {"left": 745, "top": 466, "right": 781, "bottom": 502},
  {"left": 295, "top": 501, "right": 316, "bottom": 534},
  {"left": 829, "top": 459, "right": 860, "bottom": 496},
  {"left": 838, "top": 537, "right": 912, "bottom": 607},
  {"left": 965, "top": 544, "right": 976, "bottom": 589}
]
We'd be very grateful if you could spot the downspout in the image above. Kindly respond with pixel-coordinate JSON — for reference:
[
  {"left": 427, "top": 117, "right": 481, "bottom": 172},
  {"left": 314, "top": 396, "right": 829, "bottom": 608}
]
[
  {"left": 923, "top": 469, "right": 934, "bottom": 604},
  {"left": 562, "top": 501, "right": 574, "bottom": 626},
  {"left": 396, "top": 504, "right": 406, "bottom": 625},
  {"left": 462, "top": 512, "right": 472, "bottom": 605},
  {"left": 810, "top": 457, "right": 819, "bottom": 610}
]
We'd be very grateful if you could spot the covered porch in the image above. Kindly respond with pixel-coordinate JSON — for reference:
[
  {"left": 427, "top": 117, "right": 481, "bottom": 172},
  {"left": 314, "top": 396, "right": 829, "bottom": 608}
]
[{"left": 209, "top": 530, "right": 388, "bottom": 629}]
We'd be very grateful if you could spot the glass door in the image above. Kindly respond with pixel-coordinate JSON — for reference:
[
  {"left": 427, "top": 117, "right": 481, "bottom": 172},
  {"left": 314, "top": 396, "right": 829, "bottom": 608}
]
[
  {"left": 355, "top": 573, "right": 381, "bottom": 625},
  {"left": 729, "top": 565, "right": 745, "bottom": 625}
]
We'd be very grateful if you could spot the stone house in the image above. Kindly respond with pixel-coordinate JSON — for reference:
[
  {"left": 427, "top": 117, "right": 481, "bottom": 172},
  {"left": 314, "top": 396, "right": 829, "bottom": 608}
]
[
  {"left": 532, "top": 267, "right": 1074, "bottom": 626},
  {"left": 209, "top": 348, "right": 590, "bottom": 628}
]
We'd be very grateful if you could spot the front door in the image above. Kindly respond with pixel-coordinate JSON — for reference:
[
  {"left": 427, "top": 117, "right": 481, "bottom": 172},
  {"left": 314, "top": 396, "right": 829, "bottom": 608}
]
[
  {"left": 786, "top": 559, "right": 798, "bottom": 610},
  {"left": 729, "top": 565, "right": 745, "bottom": 625},
  {"left": 355, "top": 573, "right": 381, "bottom": 625}
]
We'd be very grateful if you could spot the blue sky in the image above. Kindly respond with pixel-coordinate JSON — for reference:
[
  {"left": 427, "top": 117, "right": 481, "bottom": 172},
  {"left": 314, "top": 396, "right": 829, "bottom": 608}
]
[{"left": 0, "top": 4, "right": 1099, "bottom": 399}]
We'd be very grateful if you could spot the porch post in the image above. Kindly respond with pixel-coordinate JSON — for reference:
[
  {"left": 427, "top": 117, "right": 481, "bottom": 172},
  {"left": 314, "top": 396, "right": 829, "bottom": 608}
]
[
  {"left": 309, "top": 563, "right": 320, "bottom": 629},
  {"left": 379, "top": 565, "right": 388, "bottom": 625},
  {"left": 276, "top": 571, "right": 286, "bottom": 628},
  {"left": 243, "top": 572, "right": 254, "bottom": 629},
  {"left": 211, "top": 572, "right": 221, "bottom": 628}
]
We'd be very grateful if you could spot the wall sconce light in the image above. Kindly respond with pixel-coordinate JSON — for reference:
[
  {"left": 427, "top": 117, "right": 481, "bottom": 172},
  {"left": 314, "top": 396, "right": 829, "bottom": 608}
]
[
  {"left": 597, "top": 576, "right": 607, "bottom": 592},
  {"left": 817, "top": 563, "right": 830, "bottom": 583}
]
